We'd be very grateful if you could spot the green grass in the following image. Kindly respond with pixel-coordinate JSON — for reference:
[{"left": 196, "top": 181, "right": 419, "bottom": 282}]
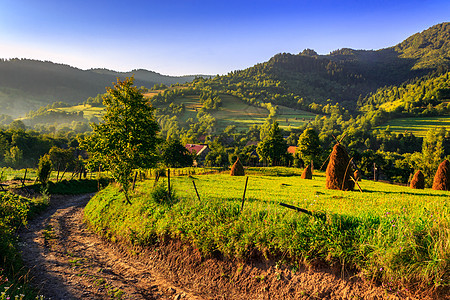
[
  {"left": 51, "top": 104, "right": 105, "bottom": 120},
  {"left": 172, "top": 94, "right": 316, "bottom": 131},
  {"left": 381, "top": 115, "right": 450, "bottom": 137},
  {"left": 84, "top": 168, "right": 450, "bottom": 293}
]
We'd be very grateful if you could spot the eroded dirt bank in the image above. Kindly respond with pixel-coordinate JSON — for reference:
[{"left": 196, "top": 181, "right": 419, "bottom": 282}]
[{"left": 18, "top": 194, "right": 439, "bottom": 299}]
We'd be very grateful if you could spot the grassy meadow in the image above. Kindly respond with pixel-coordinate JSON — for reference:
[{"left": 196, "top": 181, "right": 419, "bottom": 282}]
[
  {"left": 84, "top": 167, "right": 450, "bottom": 293},
  {"left": 50, "top": 104, "right": 105, "bottom": 120},
  {"left": 167, "top": 93, "right": 316, "bottom": 131},
  {"left": 381, "top": 115, "right": 450, "bottom": 137},
  {"left": 47, "top": 92, "right": 316, "bottom": 132}
]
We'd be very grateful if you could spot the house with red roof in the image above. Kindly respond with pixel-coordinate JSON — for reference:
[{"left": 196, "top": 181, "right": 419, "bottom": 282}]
[{"left": 185, "top": 144, "right": 210, "bottom": 166}]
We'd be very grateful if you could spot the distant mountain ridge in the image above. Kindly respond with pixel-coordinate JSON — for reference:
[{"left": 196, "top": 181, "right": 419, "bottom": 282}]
[
  {"left": 226, "top": 22, "right": 450, "bottom": 110},
  {"left": 1, "top": 22, "right": 449, "bottom": 118},
  {"left": 0, "top": 59, "right": 206, "bottom": 117}
]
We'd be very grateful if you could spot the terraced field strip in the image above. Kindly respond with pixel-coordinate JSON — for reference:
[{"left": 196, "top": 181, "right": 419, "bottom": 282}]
[{"left": 382, "top": 115, "right": 450, "bottom": 137}]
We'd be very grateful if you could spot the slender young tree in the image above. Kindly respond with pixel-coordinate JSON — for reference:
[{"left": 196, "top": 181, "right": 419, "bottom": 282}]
[{"left": 82, "top": 77, "right": 160, "bottom": 203}]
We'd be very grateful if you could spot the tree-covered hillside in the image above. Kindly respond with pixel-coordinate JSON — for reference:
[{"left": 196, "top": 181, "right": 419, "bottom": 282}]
[
  {"left": 0, "top": 59, "right": 203, "bottom": 117},
  {"left": 205, "top": 22, "right": 450, "bottom": 113},
  {"left": 395, "top": 22, "right": 450, "bottom": 70}
]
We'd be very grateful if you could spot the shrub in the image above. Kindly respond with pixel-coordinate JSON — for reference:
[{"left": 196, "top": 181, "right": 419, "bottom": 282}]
[
  {"left": 151, "top": 181, "right": 177, "bottom": 205},
  {"left": 37, "top": 154, "right": 52, "bottom": 185}
]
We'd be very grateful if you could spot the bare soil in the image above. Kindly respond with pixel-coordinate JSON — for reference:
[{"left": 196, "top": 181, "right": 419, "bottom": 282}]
[{"left": 18, "top": 194, "right": 437, "bottom": 299}]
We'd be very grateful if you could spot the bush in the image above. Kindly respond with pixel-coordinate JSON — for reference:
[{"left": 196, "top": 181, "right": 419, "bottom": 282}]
[
  {"left": 151, "top": 181, "right": 177, "bottom": 205},
  {"left": 37, "top": 154, "right": 52, "bottom": 185},
  {"left": 0, "top": 193, "right": 48, "bottom": 299}
]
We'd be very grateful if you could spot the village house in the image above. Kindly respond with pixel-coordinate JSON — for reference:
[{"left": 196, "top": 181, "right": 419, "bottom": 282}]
[{"left": 185, "top": 144, "right": 210, "bottom": 166}]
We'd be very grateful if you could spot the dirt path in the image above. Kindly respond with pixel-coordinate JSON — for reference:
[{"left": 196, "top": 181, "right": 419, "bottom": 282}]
[
  {"left": 19, "top": 194, "right": 202, "bottom": 300},
  {"left": 19, "top": 194, "right": 434, "bottom": 300}
]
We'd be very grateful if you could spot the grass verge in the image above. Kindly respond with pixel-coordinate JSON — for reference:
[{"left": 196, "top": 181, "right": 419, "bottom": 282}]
[{"left": 84, "top": 168, "right": 450, "bottom": 294}]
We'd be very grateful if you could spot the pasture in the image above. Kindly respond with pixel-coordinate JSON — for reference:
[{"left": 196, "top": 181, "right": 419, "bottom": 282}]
[
  {"left": 84, "top": 167, "right": 450, "bottom": 292},
  {"left": 381, "top": 115, "right": 450, "bottom": 137},
  {"left": 50, "top": 104, "right": 104, "bottom": 120},
  {"left": 154, "top": 92, "right": 317, "bottom": 131}
]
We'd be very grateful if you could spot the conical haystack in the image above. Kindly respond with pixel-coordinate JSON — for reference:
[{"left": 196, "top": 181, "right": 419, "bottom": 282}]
[
  {"left": 326, "top": 143, "right": 355, "bottom": 191},
  {"left": 230, "top": 157, "right": 245, "bottom": 176},
  {"left": 410, "top": 170, "right": 425, "bottom": 189},
  {"left": 301, "top": 164, "right": 313, "bottom": 179},
  {"left": 432, "top": 159, "right": 450, "bottom": 190},
  {"left": 354, "top": 170, "right": 361, "bottom": 181}
]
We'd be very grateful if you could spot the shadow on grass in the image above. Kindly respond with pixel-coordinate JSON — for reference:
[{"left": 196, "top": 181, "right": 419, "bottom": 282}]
[{"left": 362, "top": 189, "right": 450, "bottom": 197}]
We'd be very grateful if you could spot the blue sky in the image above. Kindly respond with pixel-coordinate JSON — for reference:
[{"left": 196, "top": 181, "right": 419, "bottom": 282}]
[{"left": 0, "top": 0, "right": 448, "bottom": 76}]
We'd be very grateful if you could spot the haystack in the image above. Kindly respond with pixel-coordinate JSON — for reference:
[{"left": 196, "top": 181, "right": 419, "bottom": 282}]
[
  {"left": 432, "top": 159, "right": 450, "bottom": 190},
  {"left": 230, "top": 157, "right": 245, "bottom": 176},
  {"left": 410, "top": 170, "right": 425, "bottom": 189},
  {"left": 301, "top": 164, "right": 313, "bottom": 179},
  {"left": 326, "top": 143, "right": 355, "bottom": 191},
  {"left": 354, "top": 170, "right": 361, "bottom": 181}
]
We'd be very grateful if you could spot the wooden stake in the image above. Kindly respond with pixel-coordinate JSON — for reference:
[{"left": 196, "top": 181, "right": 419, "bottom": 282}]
[
  {"left": 338, "top": 133, "right": 347, "bottom": 143},
  {"left": 342, "top": 157, "right": 353, "bottom": 190},
  {"left": 240, "top": 176, "right": 249, "bottom": 214},
  {"left": 320, "top": 151, "right": 332, "bottom": 171},
  {"left": 350, "top": 176, "right": 363, "bottom": 193},
  {"left": 21, "top": 169, "right": 31, "bottom": 194},
  {"left": 373, "top": 163, "right": 377, "bottom": 181},
  {"left": 22, "top": 169, "right": 27, "bottom": 186},
  {"left": 167, "top": 169, "right": 171, "bottom": 199},
  {"left": 132, "top": 171, "right": 138, "bottom": 191},
  {"left": 192, "top": 180, "right": 200, "bottom": 201}
]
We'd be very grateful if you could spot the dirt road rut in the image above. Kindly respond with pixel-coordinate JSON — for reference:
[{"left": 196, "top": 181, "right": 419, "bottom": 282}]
[{"left": 19, "top": 194, "right": 201, "bottom": 300}]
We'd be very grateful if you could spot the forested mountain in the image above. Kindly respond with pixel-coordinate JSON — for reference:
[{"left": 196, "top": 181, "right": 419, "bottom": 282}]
[
  {"left": 0, "top": 59, "right": 201, "bottom": 117},
  {"left": 210, "top": 22, "right": 450, "bottom": 112},
  {"left": 1, "top": 23, "right": 449, "bottom": 119}
]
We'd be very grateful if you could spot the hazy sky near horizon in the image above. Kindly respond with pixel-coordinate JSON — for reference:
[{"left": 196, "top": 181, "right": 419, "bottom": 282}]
[{"left": 0, "top": 0, "right": 449, "bottom": 76}]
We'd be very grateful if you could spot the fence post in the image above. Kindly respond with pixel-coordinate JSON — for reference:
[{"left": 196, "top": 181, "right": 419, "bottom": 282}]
[
  {"left": 192, "top": 180, "right": 200, "bottom": 201},
  {"left": 167, "top": 168, "right": 171, "bottom": 199},
  {"left": 240, "top": 176, "right": 249, "bottom": 214},
  {"left": 132, "top": 171, "right": 138, "bottom": 191}
]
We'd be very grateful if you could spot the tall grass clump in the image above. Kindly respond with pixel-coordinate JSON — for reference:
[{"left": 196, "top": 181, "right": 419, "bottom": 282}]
[{"left": 84, "top": 169, "right": 450, "bottom": 293}]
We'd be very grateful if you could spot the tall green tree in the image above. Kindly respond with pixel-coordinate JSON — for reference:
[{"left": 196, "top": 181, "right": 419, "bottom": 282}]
[
  {"left": 257, "top": 122, "right": 288, "bottom": 166},
  {"left": 82, "top": 77, "right": 160, "bottom": 203},
  {"left": 296, "top": 127, "right": 321, "bottom": 165}
]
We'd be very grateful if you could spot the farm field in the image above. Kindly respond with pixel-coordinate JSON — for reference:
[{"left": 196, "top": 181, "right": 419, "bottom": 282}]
[
  {"left": 50, "top": 104, "right": 105, "bottom": 120},
  {"left": 381, "top": 115, "right": 450, "bottom": 137},
  {"left": 85, "top": 167, "right": 450, "bottom": 294},
  {"left": 155, "top": 93, "right": 317, "bottom": 131}
]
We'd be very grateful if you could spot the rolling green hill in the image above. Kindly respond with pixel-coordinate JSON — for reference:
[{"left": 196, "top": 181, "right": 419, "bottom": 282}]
[
  {"left": 30, "top": 91, "right": 316, "bottom": 134},
  {"left": 0, "top": 59, "right": 204, "bottom": 117}
]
